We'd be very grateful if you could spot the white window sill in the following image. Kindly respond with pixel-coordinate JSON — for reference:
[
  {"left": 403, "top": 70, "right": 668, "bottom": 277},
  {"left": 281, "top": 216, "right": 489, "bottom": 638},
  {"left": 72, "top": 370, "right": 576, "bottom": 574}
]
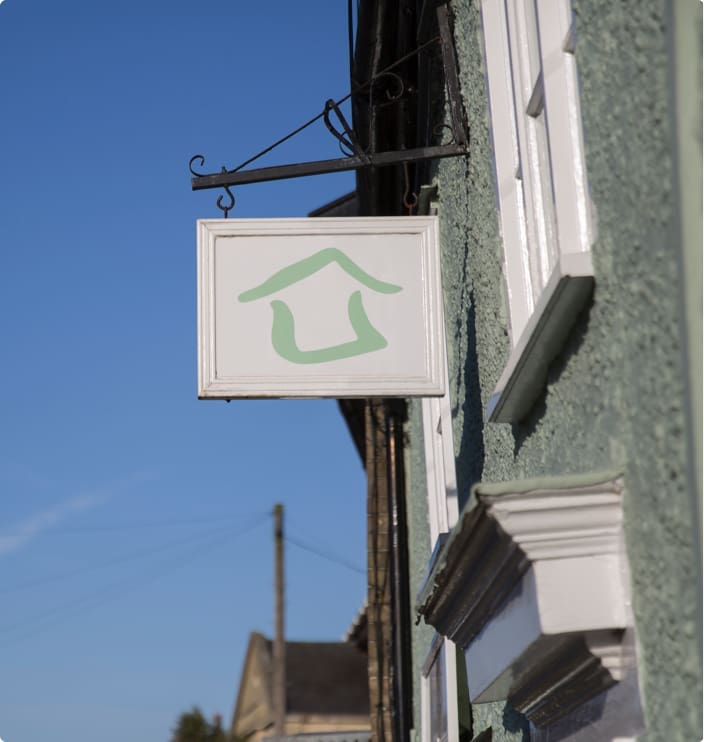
[{"left": 487, "top": 251, "right": 594, "bottom": 423}]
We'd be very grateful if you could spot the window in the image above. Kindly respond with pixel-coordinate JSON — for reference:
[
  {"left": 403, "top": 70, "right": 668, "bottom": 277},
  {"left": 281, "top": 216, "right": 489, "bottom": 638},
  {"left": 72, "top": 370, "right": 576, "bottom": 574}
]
[
  {"left": 481, "top": 0, "right": 596, "bottom": 423},
  {"left": 422, "top": 390, "right": 459, "bottom": 549},
  {"left": 420, "top": 345, "right": 461, "bottom": 742},
  {"left": 421, "top": 633, "right": 459, "bottom": 742}
]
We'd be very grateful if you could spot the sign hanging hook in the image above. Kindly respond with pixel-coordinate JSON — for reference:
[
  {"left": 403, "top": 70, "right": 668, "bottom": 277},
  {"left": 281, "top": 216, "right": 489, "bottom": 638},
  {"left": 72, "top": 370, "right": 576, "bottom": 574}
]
[
  {"left": 217, "top": 184, "right": 235, "bottom": 218},
  {"left": 403, "top": 163, "right": 418, "bottom": 216}
]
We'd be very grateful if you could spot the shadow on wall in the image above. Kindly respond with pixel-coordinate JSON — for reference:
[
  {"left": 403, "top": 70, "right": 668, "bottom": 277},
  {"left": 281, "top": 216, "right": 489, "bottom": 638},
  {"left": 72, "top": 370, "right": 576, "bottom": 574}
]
[
  {"left": 454, "top": 291, "right": 485, "bottom": 509},
  {"left": 502, "top": 701, "right": 531, "bottom": 741},
  {"left": 511, "top": 293, "right": 595, "bottom": 457}
]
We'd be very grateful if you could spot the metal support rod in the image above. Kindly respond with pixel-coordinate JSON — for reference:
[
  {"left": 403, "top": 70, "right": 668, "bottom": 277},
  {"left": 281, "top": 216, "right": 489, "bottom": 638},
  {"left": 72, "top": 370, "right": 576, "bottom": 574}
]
[
  {"left": 189, "top": 4, "right": 470, "bottom": 199},
  {"left": 274, "top": 503, "right": 286, "bottom": 739},
  {"left": 190, "top": 143, "right": 466, "bottom": 191},
  {"left": 436, "top": 4, "right": 468, "bottom": 148},
  {"left": 323, "top": 98, "right": 371, "bottom": 164}
]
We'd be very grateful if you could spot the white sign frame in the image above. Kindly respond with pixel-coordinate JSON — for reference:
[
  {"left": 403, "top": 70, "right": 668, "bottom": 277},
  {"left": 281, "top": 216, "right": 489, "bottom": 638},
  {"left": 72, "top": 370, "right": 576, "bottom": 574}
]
[{"left": 197, "top": 216, "right": 445, "bottom": 399}]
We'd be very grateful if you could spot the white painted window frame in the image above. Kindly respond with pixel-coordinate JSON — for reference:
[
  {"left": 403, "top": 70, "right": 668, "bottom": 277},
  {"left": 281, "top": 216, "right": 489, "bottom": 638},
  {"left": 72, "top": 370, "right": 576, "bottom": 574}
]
[
  {"left": 422, "top": 383, "right": 459, "bottom": 546},
  {"left": 420, "top": 335, "right": 460, "bottom": 742},
  {"left": 481, "top": 0, "right": 596, "bottom": 422},
  {"left": 421, "top": 632, "right": 460, "bottom": 742}
]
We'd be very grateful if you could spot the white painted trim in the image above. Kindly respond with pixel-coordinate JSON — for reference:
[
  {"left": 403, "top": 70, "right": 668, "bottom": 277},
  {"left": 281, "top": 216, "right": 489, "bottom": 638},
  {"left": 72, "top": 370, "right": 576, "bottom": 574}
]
[
  {"left": 506, "top": 0, "right": 558, "bottom": 298},
  {"left": 487, "top": 251, "right": 594, "bottom": 422},
  {"left": 197, "top": 216, "right": 446, "bottom": 399},
  {"left": 421, "top": 634, "right": 460, "bottom": 742},
  {"left": 417, "top": 473, "right": 638, "bottom": 729},
  {"left": 480, "top": 0, "right": 597, "bottom": 421},
  {"left": 444, "top": 639, "right": 460, "bottom": 742},
  {"left": 422, "top": 344, "right": 459, "bottom": 546},
  {"left": 483, "top": 476, "right": 624, "bottom": 562},
  {"left": 481, "top": 0, "right": 534, "bottom": 341},
  {"left": 420, "top": 665, "right": 431, "bottom": 742},
  {"left": 420, "top": 309, "right": 461, "bottom": 742},
  {"left": 536, "top": 0, "right": 594, "bottom": 255}
]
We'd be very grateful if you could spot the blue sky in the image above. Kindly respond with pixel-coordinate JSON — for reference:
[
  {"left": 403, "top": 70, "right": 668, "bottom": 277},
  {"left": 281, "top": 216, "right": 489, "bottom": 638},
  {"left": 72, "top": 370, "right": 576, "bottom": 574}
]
[{"left": 0, "top": 2, "right": 367, "bottom": 740}]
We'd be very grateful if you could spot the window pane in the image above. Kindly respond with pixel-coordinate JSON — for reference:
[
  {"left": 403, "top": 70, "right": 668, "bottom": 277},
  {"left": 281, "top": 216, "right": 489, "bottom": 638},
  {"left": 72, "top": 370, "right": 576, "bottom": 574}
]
[{"left": 429, "top": 646, "right": 448, "bottom": 742}]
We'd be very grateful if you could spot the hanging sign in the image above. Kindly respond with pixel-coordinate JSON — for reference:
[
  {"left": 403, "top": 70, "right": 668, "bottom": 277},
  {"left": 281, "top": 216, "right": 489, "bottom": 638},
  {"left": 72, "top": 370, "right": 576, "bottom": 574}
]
[{"left": 197, "top": 216, "right": 445, "bottom": 398}]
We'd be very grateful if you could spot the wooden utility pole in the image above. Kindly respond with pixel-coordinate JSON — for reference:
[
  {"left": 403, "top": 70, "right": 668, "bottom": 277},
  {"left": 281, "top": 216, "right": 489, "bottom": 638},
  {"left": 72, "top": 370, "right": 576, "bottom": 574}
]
[{"left": 273, "top": 503, "right": 286, "bottom": 739}]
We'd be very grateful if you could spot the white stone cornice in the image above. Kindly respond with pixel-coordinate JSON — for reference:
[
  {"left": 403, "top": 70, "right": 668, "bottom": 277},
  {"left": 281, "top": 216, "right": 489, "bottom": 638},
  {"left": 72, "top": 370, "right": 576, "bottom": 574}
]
[
  {"left": 416, "top": 471, "right": 635, "bottom": 728},
  {"left": 481, "top": 477, "right": 624, "bottom": 561}
]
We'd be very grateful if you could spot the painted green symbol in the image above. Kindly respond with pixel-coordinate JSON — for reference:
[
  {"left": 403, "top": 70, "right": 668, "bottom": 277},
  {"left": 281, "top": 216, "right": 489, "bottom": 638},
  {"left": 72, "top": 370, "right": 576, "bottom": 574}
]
[{"left": 238, "top": 247, "right": 402, "bottom": 364}]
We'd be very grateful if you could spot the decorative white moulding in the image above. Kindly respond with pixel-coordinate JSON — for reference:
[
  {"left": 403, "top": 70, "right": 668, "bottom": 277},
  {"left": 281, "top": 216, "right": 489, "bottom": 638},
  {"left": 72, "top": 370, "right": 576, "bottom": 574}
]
[
  {"left": 416, "top": 472, "right": 634, "bottom": 728},
  {"left": 197, "top": 217, "right": 445, "bottom": 399}
]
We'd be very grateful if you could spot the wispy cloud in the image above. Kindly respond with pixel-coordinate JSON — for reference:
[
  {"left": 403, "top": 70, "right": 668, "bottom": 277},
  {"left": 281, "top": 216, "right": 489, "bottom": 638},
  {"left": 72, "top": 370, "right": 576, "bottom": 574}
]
[
  {"left": 0, "top": 470, "right": 157, "bottom": 556},
  {"left": 0, "top": 492, "right": 110, "bottom": 556}
]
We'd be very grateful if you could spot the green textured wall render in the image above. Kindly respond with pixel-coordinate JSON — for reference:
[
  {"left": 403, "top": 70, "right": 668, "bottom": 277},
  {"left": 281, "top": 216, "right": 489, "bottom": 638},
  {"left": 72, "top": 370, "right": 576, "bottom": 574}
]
[
  {"left": 569, "top": 1, "right": 700, "bottom": 738},
  {"left": 408, "top": 0, "right": 703, "bottom": 739}
]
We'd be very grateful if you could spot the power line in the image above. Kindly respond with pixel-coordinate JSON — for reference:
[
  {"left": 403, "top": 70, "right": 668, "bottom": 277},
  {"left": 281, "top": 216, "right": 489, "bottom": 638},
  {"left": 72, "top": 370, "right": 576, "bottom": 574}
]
[
  {"left": 44, "top": 510, "right": 267, "bottom": 534},
  {"left": 285, "top": 532, "right": 365, "bottom": 576},
  {"left": 0, "top": 516, "right": 269, "bottom": 648},
  {"left": 0, "top": 512, "right": 267, "bottom": 595},
  {"left": 223, "top": 34, "right": 439, "bottom": 175}
]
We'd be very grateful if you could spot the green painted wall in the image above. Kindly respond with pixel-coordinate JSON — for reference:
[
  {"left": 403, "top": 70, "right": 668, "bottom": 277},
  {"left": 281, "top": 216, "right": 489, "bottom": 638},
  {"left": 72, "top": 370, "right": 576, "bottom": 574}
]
[{"left": 405, "top": 0, "right": 701, "bottom": 740}]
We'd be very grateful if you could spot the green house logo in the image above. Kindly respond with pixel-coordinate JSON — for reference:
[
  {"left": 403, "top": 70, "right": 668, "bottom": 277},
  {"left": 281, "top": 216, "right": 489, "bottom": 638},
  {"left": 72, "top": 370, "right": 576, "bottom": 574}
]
[{"left": 238, "top": 248, "right": 403, "bottom": 364}]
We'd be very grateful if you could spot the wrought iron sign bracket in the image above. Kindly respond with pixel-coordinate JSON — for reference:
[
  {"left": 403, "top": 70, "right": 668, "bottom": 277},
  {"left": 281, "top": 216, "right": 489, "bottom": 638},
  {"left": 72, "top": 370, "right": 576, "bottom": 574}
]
[{"left": 189, "top": 4, "right": 468, "bottom": 206}]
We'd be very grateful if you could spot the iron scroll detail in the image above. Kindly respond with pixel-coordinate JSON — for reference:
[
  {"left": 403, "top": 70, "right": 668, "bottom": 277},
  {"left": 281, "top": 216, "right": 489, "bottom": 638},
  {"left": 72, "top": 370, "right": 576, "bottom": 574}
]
[
  {"left": 187, "top": 4, "right": 469, "bottom": 213},
  {"left": 190, "top": 156, "right": 235, "bottom": 218}
]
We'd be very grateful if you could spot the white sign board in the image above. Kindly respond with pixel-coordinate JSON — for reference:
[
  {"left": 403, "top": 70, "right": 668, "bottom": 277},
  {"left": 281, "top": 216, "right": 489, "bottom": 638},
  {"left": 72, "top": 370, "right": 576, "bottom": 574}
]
[{"left": 197, "top": 216, "right": 445, "bottom": 398}]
